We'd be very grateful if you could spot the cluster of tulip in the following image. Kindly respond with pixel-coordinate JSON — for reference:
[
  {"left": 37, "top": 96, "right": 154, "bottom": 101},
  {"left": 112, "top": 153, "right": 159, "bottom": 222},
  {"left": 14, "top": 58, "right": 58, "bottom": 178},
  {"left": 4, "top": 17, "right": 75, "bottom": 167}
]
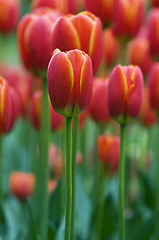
[{"left": 1, "top": 0, "right": 159, "bottom": 240}]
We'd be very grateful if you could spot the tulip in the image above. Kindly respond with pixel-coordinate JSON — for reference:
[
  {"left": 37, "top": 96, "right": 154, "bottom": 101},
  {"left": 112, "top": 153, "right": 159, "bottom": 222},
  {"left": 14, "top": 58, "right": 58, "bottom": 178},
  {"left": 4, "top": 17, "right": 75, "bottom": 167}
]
[
  {"left": 84, "top": 0, "right": 115, "bottom": 24},
  {"left": 88, "top": 78, "right": 111, "bottom": 125},
  {"left": 47, "top": 49, "right": 93, "bottom": 117},
  {"left": 32, "top": 0, "right": 78, "bottom": 14},
  {"left": 30, "top": 90, "right": 63, "bottom": 130},
  {"left": 139, "top": 87, "right": 157, "bottom": 127},
  {"left": 0, "top": 0, "right": 20, "bottom": 33},
  {"left": 98, "top": 134, "right": 120, "bottom": 174},
  {"left": 151, "top": 0, "right": 159, "bottom": 8},
  {"left": 147, "top": 63, "right": 159, "bottom": 112},
  {"left": 0, "top": 77, "right": 12, "bottom": 135},
  {"left": 147, "top": 9, "right": 159, "bottom": 57},
  {"left": 51, "top": 11, "right": 103, "bottom": 74},
  {"left": 48, "top": 180, "right": 57, "bottom": 193},
  {"left": 103, "top": 28, "right": 121, "bottom": 67},
  {"left": 113, "top": 0, "right": 145, "bottom": 37},
  {"left": 18, "top": 8, "right": 61, "bottom": 74},
  {"left": 127, "top": 37, "right": 153, "bottom": 74},
  {"left": 108, "top": 65, "right": 144, "bottom": 124},
  {"left": 9, "top": 172, "right": 35, "bottom": 200}
]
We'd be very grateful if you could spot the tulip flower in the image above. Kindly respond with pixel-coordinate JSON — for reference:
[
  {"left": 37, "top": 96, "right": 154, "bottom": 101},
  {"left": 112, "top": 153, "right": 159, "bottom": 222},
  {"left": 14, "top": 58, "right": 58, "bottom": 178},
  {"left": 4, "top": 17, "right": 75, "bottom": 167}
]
[
  {"left": 48, "top": 180, "right": 57, "bottom": 193},
  {"left": 84, "top": 0, "right": 115, "bottom": 24},
  {"left": 108, "top": 65, "right": 144, "bottom": 124},
  {"left": 88, "top": 78, "right": 111, "bottom": 125},
  {"left": 113, "top": 0, "right": 145, "bottom": 37},
  {"left": 151, "top": 0, "right": 159, "bottom": 8},
  {"left": 18, "top": 8, "right": 61, "bottom": 74},
  {"left": 98, "top": 134, "right": 120, "bottom": 174},
  {"left": 0, "top": 0, "right": 20, "bottom": 33},
  {"left": 9, "top": 172, "right": 35, "bottom": 200},
  {"left": 47, "top": 49, "right": 93, "bottom": 117},
  {"left": 139, "top": 87, "right": 157, "bottom": 127},
  {"left": 147, "top": 63, "right": 159, "bottom": 112},
  {"left": 127, "top": 37, "right": 153, "bottom": 74},
  {"left": 32, "top": 0, "right": 78, "bottom": 14},
  {"left": 147, "top": 9, "right": 159, "bottom": 57},
  {"left": 51, "top": 11, "right": 103, "bottom": 74},
  {"left": 103, "top": 28, "right": 121, "bottom": 67}
]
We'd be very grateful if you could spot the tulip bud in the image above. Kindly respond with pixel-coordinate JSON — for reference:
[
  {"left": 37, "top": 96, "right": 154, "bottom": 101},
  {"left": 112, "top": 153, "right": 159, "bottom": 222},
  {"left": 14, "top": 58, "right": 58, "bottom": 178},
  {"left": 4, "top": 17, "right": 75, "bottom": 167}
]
[
  {"left": 88, "top": 78, "right": 111, "bottom": 125},
  {"left": 139, "top": 87, "right": 157, "bottom": 127},
  {"left": 151, "top": 0, "right": 159, "bottom": 7},
  {"left": 47, "top": 49, "right": 93, "bottom": 117},
  {"left": 32, "top": 0, "right": 78, "bottom": 14},
  {"left": 0, "top": 0, "right": 20, "bottom": 33},
  {"left": 48, "top": 180, "right": 57, "bottom": 193},
  {"left": 84, "top": 0, "right": 115, "bottom": 24},
  {"left": 107, "top": 65, "right": 144, "bottom": 124},
  {"left": 9, "top": 172, "right": 35, "bottom": 200},
  {"left": 97, "top": 134, "right": 120, "bottom": 174},
  {"left": 103, "top": 28, "right": 121, "bottom": 67},
  {"left": 147, "top": 63, "right": 159, "bottom": 113},
  {"left": 113, "top": 0, "right": 145, "bottom": 37},
  {"left": 127, "top": 37, "right": 153, "bottom": 74},
  {"left": 0, "top": 77, "right": 12, "bottom": 135},
  {"left": 18, "top": 8, "right": 61, "bottom": 74},
  {"left": 51, "top": 11, "right": 103, "bottom": 74}
]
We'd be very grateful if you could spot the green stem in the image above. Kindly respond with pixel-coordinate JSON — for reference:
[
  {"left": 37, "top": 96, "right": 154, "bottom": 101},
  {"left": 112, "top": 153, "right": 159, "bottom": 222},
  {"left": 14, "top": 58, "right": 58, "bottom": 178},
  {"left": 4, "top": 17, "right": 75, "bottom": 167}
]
[
  {"left": 71, "top": 116, "right": 79, "bottom": 240},
  {"left": 65, "top": 117, "right": 72, "bottom": 240},
  {"left": 81, "top": 126, "right": 87, "bottom": 175},
  {"left": 119, "top": 124, "right": 127, "bottom": 240}
]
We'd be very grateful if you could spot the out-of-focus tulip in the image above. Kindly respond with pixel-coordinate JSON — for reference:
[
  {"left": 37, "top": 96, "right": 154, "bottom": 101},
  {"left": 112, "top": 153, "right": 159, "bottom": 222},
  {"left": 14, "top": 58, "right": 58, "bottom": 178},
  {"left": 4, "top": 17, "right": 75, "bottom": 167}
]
[
  {"left": 84, "top": 0, "right": 115, "bottom": 24},
  {"left": 48, "top": 180, "right": 57, "bottom": 193},
  {"left": 108, "top": 65, "right": 144, "bottom": 124},
  {"left": 32, "top": 0, "right": 78, "bottom": 14},
  {"left": 51, "top": 11, "right": 103, "bottom": 74},
  {"left": 0, "top": 0, "right": 20, "bottom": 33},
  {"left": 113, "top": 0, "right": 145, "bottom": 37},
  {"left": 103, "top": 28, "right": 121, "bottom": 67},
  {"left": 98, "top": 134, "right": 120, "bottom": 174},
  {"left": 9, "top": 172, "right": 35, "bottom": 200},
  {"left": 139, "top": 87, "right": 157, "bottom": 127},
  {"left": 18, "top": 8, "right": 61, "bottom": 74},
  {"left": 151, "top": 0, "right": 159, "bottom": 8},
  {"left": 79, "top": 109, "right": 87, "bottom": 129},
  {"left": 30, "top": 90, "right": 63, "bottom": 130},
  {"left": 127, "top": 37, "right": 153, "bottom": 74},
  {"left": 88, "top": 78, "right": 111, "bottom": 125},
  {"left": 47, "top": 49, "right": 93, "bottom": 117},
  {"left": 147, "top": 9, "right": 159, "bottom": 57},
  {"left": 147, "top": 63, "right": 159, "bottom": 112},
  {"left": 0, "top": 77, "right": 12, "bottom": 135}
]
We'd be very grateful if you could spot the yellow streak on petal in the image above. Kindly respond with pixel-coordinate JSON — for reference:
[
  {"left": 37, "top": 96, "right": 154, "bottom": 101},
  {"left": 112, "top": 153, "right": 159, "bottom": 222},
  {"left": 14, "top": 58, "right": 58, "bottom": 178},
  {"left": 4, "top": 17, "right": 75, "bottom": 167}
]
[{"left": 65, "top": 54, "right": 74, "bottom": 92}]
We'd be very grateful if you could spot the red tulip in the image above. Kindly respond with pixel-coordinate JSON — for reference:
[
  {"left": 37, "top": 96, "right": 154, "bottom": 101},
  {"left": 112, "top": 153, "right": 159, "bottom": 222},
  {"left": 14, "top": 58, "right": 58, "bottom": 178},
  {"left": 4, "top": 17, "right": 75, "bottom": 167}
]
[
  {"left": 30, "top": 90, "right": 63, "bottom": 130},
  {"left": 103, "top": 28, "right": 121, "bottom": 67},
  {"left": 151, "top": 0, "right": 159, "bottom": 7},
  {"left": 147, "top": 63, "right": 159, "bottom": 112},
  {"left": 0, "top": 0, "right": 20, "bottom": 33},
  {"left": 88, "top": 78, "right": 111, "bottom": 125},
  {"left": 48, "top": 180, "right": 57, "bottom": 193},
  {"left": 108, "top": 65, "right": 144, "bottom": 123},
  {"left": 113, "top": 0, "right": 145, "bottom": 37},
  {"left": 98, "top": 134, "right": 120, "bottom": 174},
  {"left": 0, "top": 77, "right": 12, "bottom": 135},
  {"left": 9, "top": 172, "right": 35, "bottom": 200},
  {"left": 47, "top": 49, "right": 93, "bottom": 117},
  {"left": 18, "top": 8, "right": 61, "bottom": 74},
  {"left": 32, "top": 0, "right": 78, "bottom": 14},
  {"left": 139, "top": 87, "right": 157, "bottom": 127},
  {"left": 147, "top": 9, "right": 159, "bottom": 57},
  {"left": 84, "top": 0, "right": 115, "bottom": 24},
  {"left": 51, "top": 11, "right": 103, "bottom": 74},
  {"left": 127, "top": 37, "right": 153, "bottom": 74}
]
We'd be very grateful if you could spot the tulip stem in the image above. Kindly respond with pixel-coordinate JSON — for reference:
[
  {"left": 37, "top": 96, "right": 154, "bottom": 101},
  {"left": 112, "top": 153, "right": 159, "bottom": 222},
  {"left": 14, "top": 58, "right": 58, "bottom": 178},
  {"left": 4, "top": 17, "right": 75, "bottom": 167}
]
[
  {"left": 65, "top": 117, "right": 72, "bottom": 240},
  {"left": 119, "top": 123, "right": 127, "bottom": 240},
  {"left": 71, "top": 115, "right": 79, "bottom": 240}
]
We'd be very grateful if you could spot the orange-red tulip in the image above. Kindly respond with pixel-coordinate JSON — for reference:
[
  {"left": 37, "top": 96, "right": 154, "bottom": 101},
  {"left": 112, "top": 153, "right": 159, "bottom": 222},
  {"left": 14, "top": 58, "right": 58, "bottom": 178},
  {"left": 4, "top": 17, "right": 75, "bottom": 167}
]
[
  {"left": 108, "top": 65, "right": 144, "bottom": 123},
  {"left": 51, "top": 11, "right": 103, "bottom": 74},
  {"left": 47, "top": 49, "right": 93, "bottom": 117},
  {"left": 151, "top": 0, "right": 159, "bottom": 7},
  {"left": 9, "top": 172, "right": 35, "bottom": 200},
  {"left": 48, "top": 180, "right": 57, "bottom": 193},
  {"left": 88, "top": 78, "right": 111, "bottom": 125},
  {"left": 98, "top": 134, "right": 120, "bottom": 174},
  {"left": 0, "top": 0, "right": 20, "bottom": 33}
]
